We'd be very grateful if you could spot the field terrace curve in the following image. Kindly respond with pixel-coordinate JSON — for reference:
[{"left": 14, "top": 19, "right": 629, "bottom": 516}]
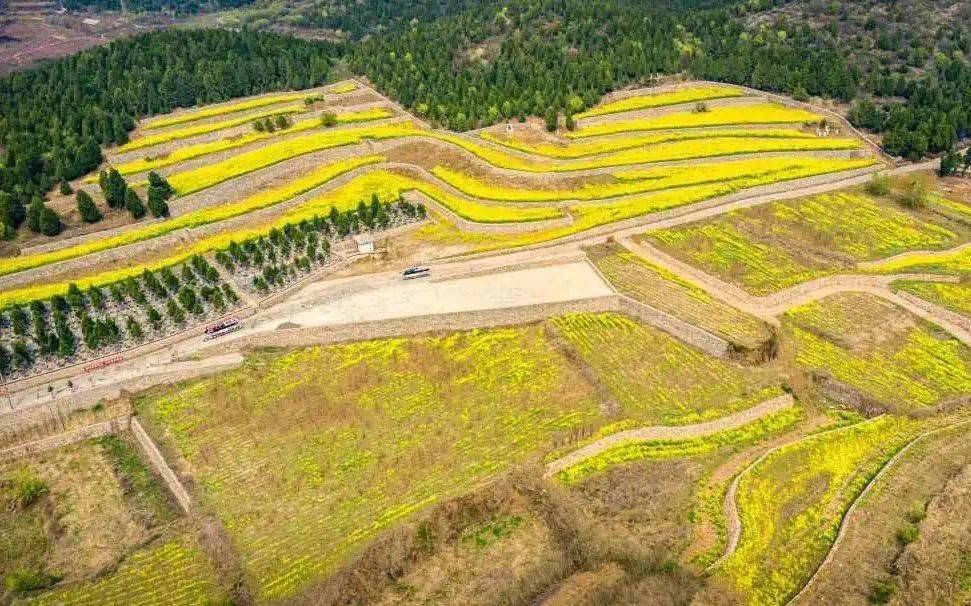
[{"left": 0, "top": 78, "right": 883, "bottom": 382}]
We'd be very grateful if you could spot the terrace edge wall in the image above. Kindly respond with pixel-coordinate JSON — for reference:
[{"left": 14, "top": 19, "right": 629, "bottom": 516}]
[
  {"left": 228, "top": 292, "right": 732, "bottom": 359},
  {"left": 0, "top": 415, "right": 130, "bottom": 464}
]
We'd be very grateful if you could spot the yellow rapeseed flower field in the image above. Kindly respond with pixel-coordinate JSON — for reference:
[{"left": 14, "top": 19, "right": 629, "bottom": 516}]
[
  {"left": 479, "top": 128, "right": 818, "bottom": 159},
  {"left": 135, "top": 327, "right": 599, "bottom": 600},
  {"left": 576, "top": 85, "right": 745, "bottom": 118},
  {"left": 568, "top": 103, "right": 821, "bottom": 138},
  {"left": 104, "top": 108, "right": 394, "bottom": 177},
  {"left": 720, "top": 416, "right": 920, "bottom": 605},
  {"left": 119, "top": 104, "right": 308, "bottom": 152},
  {"left": 143, "top": 92, "right": 311, "bottom": 130},
  {"left": 432, "top": 156, "right": 873, "bottom": 203}
]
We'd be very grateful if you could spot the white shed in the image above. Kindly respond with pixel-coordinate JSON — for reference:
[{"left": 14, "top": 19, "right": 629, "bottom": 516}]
[{"left": 354, "top": 235, "right": 375, "bottom": 254}]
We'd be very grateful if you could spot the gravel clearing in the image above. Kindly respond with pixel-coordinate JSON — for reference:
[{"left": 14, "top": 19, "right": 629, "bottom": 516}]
[{"left": 274, "top": 261, "right": 612, "bottom": 328}]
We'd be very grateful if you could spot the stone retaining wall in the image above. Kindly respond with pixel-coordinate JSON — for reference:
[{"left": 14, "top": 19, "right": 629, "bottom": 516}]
[
  {"left": 614, "top": 295, "right": 730, "bottom": 358},
  {"left": 130, "top": 417, "right": 193, "bottom": 514},
  {"left": 232, "top": 295, "right": 621, "bottom": 350},
  {"left": 227, "top": 292, "right": 733, "bottom": 360}
]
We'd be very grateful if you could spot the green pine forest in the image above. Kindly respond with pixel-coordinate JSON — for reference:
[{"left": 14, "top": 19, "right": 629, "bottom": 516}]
[{"left": 1, "top": 0, "right": 969, "bottom": 239}]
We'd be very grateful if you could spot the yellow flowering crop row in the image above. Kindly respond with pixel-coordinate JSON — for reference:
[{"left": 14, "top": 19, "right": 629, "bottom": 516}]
[
  {"left": 720, "top": 416, "right": 919, "bottom": 605},
  {"left": 330, "top": 81, "right": 358, "bottom": 94},
  {"left": 568, "top": 103, "right": 821, "bottom": 138},
  {"left": 366, "top": 171, "right": 562, "bottom": 223},
  {"left": 555, "top": 404, "right": 803, "bottom": 483},
  {"left": 479, "top": 128, "right": 818, "bottom": 159},
  {"left": 576, "top": 85, "right": 746, "bottom": 118},
  {"left": 143, "top": 92, "right": 311, "bottom": 130},
  {"left": 119, "top": 104, "right": 307, "bottom": 152},
  {"left": 468, "top": 133, "right": 859, "bottom": 173},
  {"left": 0, "top": 156, "right": 381, "bottom": 282},
  {"left": 433, "top": 156, "right": 874, "bottom": 203},
  {"left": 104, "top": 109, "right": 394, "bottom": 177},
  {"left": 863, "top": 244, "right": 971, "bottom": 275}
]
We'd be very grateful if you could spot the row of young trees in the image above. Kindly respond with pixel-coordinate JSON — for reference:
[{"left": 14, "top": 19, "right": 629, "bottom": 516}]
[
  {"left": 0, "top": 255, "right": 238, "bottom": 375},
  {"left": 211, "top": 196, "right": 426, "bottom": 293}
]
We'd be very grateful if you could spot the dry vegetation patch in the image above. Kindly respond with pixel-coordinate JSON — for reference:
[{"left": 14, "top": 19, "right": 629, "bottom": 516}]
[
  {"left": 0, "top": 437, "right": 222, "bottom": 605},
  {"left": 893, "top": 462, "right": 971, "bottom": 605}
]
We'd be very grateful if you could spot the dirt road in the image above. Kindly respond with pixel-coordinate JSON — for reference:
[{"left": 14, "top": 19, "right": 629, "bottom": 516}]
[
  {"left": 619, "top": 238, "right": 970, "bottom": 346},
  {"left": 544, "top": 393, "right": 794, "bottom": 478}
]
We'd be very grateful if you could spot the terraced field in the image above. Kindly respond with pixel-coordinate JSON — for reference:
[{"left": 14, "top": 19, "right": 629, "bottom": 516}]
[
  {"left": 646, "top": 192, "right": 967, "bottom": 294},
  {"left": 796, "top": 422, "right": 971, "bottom": 605},
  {"left": 549, "top": 313, "right": 783, "bottom": 426},
  {"left": 134, "top": 326, "right": 602, "bottom": 601},
  {"left": 784, "top": 293, "right": 971, "bottom": 413},
  {"left": 2, "top": 33, "right": 969, "bottom": 606},
  {"left": 1, "top": 437, "right": 224, "bottom": 606},
  {"left": 717, "top": 415, "right": 922, "bottom": 605},
  {"left": 585, "top": 242, "right": 773, "bottom": 351},
  {"left": 0, "top": 80, "right": 882, "bottom": 373}
]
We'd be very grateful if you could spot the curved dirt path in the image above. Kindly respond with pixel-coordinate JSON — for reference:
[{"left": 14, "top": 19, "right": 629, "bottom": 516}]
[
  {"left": 786, "top": 419, "right": 971, "bottom": 605},
  {"left": 707, "top": 416, "right": 887, "bottom": 572},
  {"left": 618, "top": 238, "right": 970, "bottom": 346},
  {"left": 544, "top": 393, "right": 794, "bottom": 478}
]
